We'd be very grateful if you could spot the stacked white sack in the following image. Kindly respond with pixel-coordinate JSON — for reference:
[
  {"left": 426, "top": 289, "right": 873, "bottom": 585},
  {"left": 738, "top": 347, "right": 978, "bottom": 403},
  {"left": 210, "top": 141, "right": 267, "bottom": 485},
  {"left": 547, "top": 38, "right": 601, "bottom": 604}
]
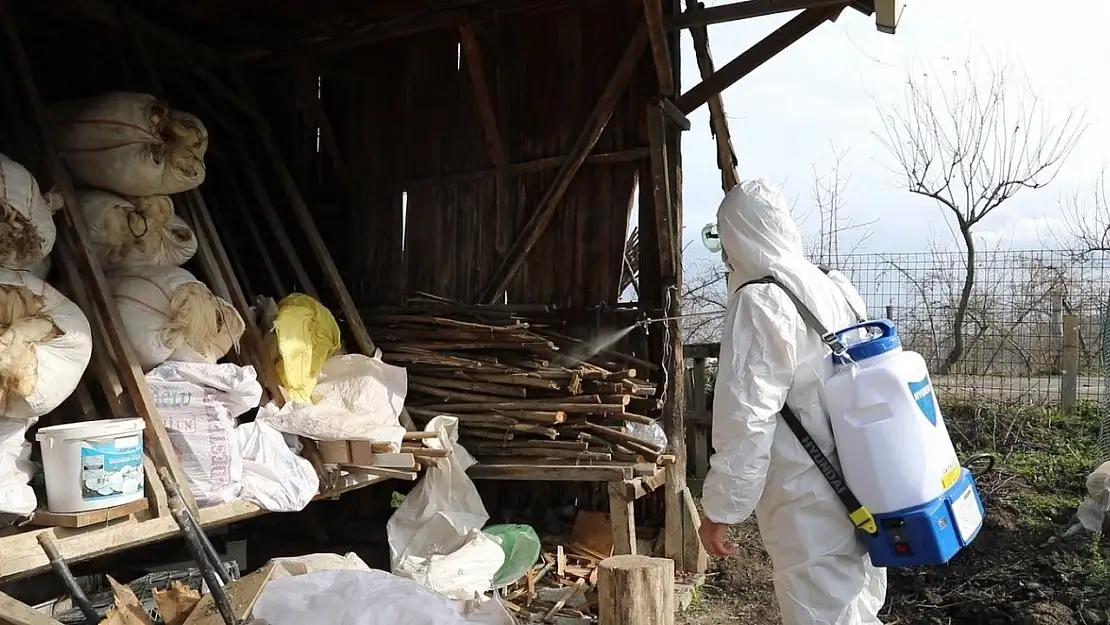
[
  {"left": 0, "top": 269, "right": 93, "bottom": 420},
  {"left": 0, "top": 153, "right": 60, "bottom": 271},
  {"left": 111, "top": 266, "right": 245, "bottom": 371},
  {"left": 77, "top": 190, "right": 197, "bottom": 269},
  {"left": 46, "top": 92, "right": 207, "bottom": 197}
]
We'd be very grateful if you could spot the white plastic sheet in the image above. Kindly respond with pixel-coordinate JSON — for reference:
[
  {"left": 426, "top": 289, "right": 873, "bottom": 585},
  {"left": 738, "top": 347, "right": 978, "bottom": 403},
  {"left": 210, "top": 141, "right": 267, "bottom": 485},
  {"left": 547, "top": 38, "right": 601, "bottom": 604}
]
[
  {"left": 237, "top": 414, "right": 319, "bottom": 512},
  {"left": 252, "top": 570, "right": 514, "bottom": 625},
  {"left": 146, "top": 362, "right": 262, "bottom": 506},
  {"left": 386, "top": 416, "right": 503, "bottom": 600},
  {"left": 258, "top": 353, "right": 407, "bottom": 450}
]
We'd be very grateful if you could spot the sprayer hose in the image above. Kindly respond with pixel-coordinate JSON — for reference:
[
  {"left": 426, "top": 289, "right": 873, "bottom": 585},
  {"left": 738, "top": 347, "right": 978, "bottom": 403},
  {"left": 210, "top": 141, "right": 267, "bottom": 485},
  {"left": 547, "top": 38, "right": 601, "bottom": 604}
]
[{"left": 963, "top": 452, "right": 996, "bottom": 478}]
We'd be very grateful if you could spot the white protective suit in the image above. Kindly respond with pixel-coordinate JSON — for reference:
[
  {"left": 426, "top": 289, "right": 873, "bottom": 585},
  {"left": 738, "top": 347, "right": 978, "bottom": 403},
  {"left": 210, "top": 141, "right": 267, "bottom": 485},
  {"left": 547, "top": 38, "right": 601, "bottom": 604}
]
[{"left": 702, "top": 180, "right": 886, "bottom": 625}]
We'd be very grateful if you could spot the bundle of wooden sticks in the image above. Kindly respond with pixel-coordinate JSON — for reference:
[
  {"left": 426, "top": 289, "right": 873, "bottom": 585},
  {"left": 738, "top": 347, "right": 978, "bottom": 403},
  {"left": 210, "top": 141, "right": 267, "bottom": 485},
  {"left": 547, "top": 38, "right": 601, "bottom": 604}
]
[{"left": 366, "top": 302, "right": 667, "bottom": 466}]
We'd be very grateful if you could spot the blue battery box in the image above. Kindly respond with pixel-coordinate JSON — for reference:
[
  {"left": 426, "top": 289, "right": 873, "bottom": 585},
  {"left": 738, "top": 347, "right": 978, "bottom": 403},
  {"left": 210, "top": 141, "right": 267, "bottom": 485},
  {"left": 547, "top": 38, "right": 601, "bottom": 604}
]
[{"left": 863, "top": 468, "right": 985, "bottom": 567}]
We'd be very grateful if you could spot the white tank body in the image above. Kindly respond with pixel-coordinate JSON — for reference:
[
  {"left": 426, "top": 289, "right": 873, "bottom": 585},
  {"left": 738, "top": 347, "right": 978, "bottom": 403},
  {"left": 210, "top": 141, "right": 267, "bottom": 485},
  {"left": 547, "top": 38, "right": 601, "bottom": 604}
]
[{"left": 824, "top": 320, "right": 960, "bottom": 515}]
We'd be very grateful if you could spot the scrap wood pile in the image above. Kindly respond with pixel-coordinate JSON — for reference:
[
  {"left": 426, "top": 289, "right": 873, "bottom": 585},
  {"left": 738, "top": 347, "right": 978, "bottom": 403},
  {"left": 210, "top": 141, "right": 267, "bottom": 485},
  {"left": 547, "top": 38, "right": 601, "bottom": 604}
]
[{"left": 365, "top": 300, "right": 670, "bottom": 467}]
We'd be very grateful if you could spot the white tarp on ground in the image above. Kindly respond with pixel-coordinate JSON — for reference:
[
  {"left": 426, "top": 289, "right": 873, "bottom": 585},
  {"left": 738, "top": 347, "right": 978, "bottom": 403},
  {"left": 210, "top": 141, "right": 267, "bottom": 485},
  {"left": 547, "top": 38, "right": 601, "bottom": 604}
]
[{"left": 253, "top": 568, "right": 514, "bottom": 625}]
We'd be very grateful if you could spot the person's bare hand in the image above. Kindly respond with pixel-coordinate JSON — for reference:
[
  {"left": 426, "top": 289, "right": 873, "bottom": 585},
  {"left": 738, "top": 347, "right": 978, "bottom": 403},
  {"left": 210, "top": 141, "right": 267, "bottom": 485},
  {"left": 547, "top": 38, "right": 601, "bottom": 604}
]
[{"left": 699, "top": 517, "right": 736, "bottom": 556}]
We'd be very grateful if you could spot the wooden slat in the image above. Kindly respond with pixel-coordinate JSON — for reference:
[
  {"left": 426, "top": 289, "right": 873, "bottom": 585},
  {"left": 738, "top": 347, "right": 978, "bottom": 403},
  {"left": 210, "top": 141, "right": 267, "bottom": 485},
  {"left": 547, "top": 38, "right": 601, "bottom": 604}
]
[
  {"left": 0, "top": 0, "right": 198, "bottom": 514},
  {"left": 0, "top": 591, "right": 64, "bottom": 625},
  {"left": 478, "top": 22, "right": 649, "bottom": 304},
  {"left": 458, "top": 20, "right": 507, "bottom": 169}
]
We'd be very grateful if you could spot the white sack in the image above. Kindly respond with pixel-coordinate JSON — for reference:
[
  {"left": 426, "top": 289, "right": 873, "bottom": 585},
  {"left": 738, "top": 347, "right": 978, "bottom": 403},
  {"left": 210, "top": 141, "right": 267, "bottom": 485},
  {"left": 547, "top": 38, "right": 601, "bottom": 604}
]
[
  {"left": 268, "top": 552, "right": 372, "bottom": 580},
  {"left": 0, "top": 269, "right": 92, "bottom": 420},
  {"left": 47, "top": 92, "right": 207, "bottom": 196},
  {"left": 257, "top": 353, "right": 407, "bottom": 448},
  {"left": 0, "top": 153, "right": 59, "bottom": 270},
  {"left": 0, "top": 419, "right": 35, "bottom": 516},
  {"left": 111, "top": 266, "right": 244, "bottom": 371},
  {"left": 253, "top": 570, "right": 514, "bottom": 625},
  {"left": 77, "top": 190, "right": 196, "bottom": 269},
  {"left": 146, "top": 362, "right": 262, "bottom": 506},
  {"left": 387, "top": 416, "right": 501, "bottom": 599},
  {"left": 237, "top": 414, "right": 319, "bottom": 513}
]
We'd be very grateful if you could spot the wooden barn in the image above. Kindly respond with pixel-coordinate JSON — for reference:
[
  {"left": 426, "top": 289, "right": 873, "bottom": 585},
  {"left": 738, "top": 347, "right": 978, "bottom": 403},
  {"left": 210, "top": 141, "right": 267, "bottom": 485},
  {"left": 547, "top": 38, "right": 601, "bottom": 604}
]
[{"left": 0, "top": 0, "right": 895, "bottom": 621}]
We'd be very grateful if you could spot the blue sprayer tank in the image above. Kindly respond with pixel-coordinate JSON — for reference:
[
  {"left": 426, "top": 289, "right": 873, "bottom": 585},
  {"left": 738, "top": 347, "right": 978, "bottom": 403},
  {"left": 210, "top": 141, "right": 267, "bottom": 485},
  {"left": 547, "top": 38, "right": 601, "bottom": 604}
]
[{"left": 823, "top": 320, "right": 985, "bottom": 567}]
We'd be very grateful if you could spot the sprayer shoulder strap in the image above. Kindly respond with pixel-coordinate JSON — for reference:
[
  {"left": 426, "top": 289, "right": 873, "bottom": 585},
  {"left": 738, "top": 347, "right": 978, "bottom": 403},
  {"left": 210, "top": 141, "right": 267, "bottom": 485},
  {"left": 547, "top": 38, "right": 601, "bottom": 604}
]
[
  {"left": 816, "top": 264, "right": 867, "bottom": 324},
  {"left": 736, "top": 276, "right": 878, "bottom": 536}
]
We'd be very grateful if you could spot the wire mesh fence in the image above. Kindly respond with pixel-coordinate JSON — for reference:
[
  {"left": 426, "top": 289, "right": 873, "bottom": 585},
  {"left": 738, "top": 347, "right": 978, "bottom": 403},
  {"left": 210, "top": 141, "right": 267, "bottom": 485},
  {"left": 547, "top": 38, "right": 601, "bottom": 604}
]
[{"left": 835, "top": 249, "right": 1110, "bottom": 407}]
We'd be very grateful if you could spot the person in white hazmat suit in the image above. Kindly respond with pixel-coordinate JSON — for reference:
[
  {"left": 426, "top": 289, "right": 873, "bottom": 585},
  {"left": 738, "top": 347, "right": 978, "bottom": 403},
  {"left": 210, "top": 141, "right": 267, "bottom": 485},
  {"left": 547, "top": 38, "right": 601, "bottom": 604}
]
[{"left": 699, "top": 180, "right": 886, "bottom": 625}]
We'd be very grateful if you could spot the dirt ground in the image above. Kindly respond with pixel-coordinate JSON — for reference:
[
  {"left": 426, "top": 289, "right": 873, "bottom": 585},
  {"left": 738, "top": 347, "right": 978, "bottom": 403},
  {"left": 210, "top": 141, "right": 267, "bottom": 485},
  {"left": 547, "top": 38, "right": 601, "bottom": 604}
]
[{"left": 678, "top": 403, "right": 1110, "bottom": 625}]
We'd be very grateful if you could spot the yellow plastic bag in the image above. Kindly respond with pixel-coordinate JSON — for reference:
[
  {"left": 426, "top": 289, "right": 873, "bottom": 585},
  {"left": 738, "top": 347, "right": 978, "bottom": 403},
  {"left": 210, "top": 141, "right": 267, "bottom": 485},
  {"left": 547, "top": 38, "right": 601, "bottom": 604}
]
[{"left": 271, "top": 294, "right": 341, "bottom": 403}]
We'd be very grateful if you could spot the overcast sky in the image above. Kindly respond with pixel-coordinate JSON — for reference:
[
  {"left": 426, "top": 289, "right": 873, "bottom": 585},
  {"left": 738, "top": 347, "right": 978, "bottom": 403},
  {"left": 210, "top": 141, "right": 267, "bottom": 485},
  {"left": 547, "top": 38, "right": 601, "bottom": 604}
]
[{"left": 677, "top": 0, "right": 1110, "bottom": 264}]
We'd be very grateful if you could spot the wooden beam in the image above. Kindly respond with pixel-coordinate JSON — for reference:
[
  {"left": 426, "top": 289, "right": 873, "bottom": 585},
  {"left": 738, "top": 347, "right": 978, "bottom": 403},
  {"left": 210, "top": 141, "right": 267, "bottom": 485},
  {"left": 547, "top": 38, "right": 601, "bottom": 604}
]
[
  {"left": 659, "top": 98, "right": 691, "bottom": 131},
  {"left": 478, "top": 22, "right": 648, "bottom": 304},
  {"left": 0, "top": 0, "right": 198, "bottom": 514},
  {"left": 607, "top": 482, "right": 638, "bottom": 556},
  {"left": 0, "top": 591, "right": 64, "bottom": 625},
  {"left": 458, "top": 21, "right": 507, "bottom": 170},
  {"left": 688, "top": 12, "right": 739, "bottom": 191},
  {"left": 667, "top": 0, "right": 844, "bottom": 29},
  {"left": 398, "top": 147, "right": 650, "bottom": 189},
  {"left": 675, "top": 4, "right": 844, "bottom": 114},
  {"left": 642, "top": 0, "right": 675, "bottom": 96}
]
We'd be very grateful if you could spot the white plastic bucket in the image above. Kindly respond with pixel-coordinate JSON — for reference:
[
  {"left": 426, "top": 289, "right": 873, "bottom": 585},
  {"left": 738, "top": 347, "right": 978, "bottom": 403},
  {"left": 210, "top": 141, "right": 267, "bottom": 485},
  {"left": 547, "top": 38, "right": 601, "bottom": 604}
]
[{"left": 36, "top": 418, "right": 146, "bottom": 513}]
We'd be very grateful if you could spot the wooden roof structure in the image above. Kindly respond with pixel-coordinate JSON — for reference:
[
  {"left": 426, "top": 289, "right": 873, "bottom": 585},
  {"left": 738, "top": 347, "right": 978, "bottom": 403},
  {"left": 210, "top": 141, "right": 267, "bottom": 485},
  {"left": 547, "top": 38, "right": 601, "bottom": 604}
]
[{"left": 0, "top": 0, "right": 894, "bottom": 618}]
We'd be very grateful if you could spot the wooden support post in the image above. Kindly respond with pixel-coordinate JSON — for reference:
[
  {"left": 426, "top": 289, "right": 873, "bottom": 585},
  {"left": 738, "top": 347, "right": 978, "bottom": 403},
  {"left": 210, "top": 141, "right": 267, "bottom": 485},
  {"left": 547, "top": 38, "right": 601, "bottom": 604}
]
[
  {"left": 597, "top": 555, "right": 675, "bottom": 625},
  {"left": 1062, "top": 314, "right": 1080, "bottom": 413},
  {"left": 687, "top": 357, "right": 710, "bottom": 479},
  {"left": 458, "top": 21, "right": 507, "bottom": 171},
  {"left": 688, "top": 9, "right": 739, "bottom": 192},
  {"left": 0, "top": 0, "right": 198, "bottom": 514},
  {"left": 668, "top": 0, "right": 844, "bottom": 29},
  {"left": 643, "top": 0, "right": 675, "bottom": 95},
  {"left": 478, "top": 23, "right": 648, "bottom": 304},
  {"left": 675, "top": 4, "right": 844, "bottom": 114},
  {"left": 607, "top": 482, "right": 638, "bottom": 556}
]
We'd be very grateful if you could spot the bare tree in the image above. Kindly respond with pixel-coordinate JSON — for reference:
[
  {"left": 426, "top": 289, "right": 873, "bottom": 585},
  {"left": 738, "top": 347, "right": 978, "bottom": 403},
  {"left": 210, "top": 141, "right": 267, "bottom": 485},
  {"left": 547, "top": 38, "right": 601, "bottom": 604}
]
[
  {"left": 875, "top": 56, "right": 1086, "bottom": 374},
  {"left": 1059, "top": 170, "right": 1110, "bottom": 256},
  {"left": 681, "top": 257, "right": 729, "bottom": 344},
  {"left": 809, "top": 144, "right": 876, "bottom": 267}
]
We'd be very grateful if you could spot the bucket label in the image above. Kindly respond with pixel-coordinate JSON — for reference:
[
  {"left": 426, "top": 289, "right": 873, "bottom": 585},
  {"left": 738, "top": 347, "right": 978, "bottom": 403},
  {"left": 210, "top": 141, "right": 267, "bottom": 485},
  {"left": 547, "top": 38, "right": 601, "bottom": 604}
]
[
  {"left": 80, "top": 436, "right": 144, "bottom": 502},
  {"left": 908, "top": 377, "right": 939, "bottom": 426}
]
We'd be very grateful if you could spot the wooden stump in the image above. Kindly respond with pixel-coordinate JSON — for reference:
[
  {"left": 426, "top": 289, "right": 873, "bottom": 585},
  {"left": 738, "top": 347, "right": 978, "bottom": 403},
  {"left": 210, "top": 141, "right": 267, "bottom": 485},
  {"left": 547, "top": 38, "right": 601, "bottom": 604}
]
[{"left": 598, "top": 555, "right": 675, "bottom": 625}]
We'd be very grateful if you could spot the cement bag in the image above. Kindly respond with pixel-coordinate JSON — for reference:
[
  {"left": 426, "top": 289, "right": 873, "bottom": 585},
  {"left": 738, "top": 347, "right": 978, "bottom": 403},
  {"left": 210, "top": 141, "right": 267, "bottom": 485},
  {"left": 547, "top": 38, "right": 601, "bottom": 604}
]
[
  {"left": 77, "top": 190, "right": 197, "bottom": 269},
  {"left": 111, "top": 266, "right": 245, "bottom": 371},
  {"left": 47, "top": 92, "right": 207, "bottom": 196},
  {"left": 270, "top": 294, "right": 341, "bottom": 403},
  {"left": 0, "top": 153, "right": 60, "bottom": 270},
  {"left": 0, "top": 419, "right": 35, "bottom": 516},
  {"left": 388, "top": 416, "right": 502, "bottom": 599},
  {"left": 146, "top": 362, "right": 263, "bottom": 506},
  {"left": 238, "top": 414, "right": 319, "bottom": 512},
  {"left": 0, "top": 269, "right": 92, "bottom": 420},
  {"left": 257, "top": 353, "right": 407, "bottom": 449}
]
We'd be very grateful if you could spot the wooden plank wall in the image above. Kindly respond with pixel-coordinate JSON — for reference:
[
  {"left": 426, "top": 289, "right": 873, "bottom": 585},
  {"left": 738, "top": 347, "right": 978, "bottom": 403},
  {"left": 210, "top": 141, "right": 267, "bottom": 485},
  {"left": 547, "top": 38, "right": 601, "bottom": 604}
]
[{"left": 247, "top": 2, "right": 653, "bottom": 308}]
